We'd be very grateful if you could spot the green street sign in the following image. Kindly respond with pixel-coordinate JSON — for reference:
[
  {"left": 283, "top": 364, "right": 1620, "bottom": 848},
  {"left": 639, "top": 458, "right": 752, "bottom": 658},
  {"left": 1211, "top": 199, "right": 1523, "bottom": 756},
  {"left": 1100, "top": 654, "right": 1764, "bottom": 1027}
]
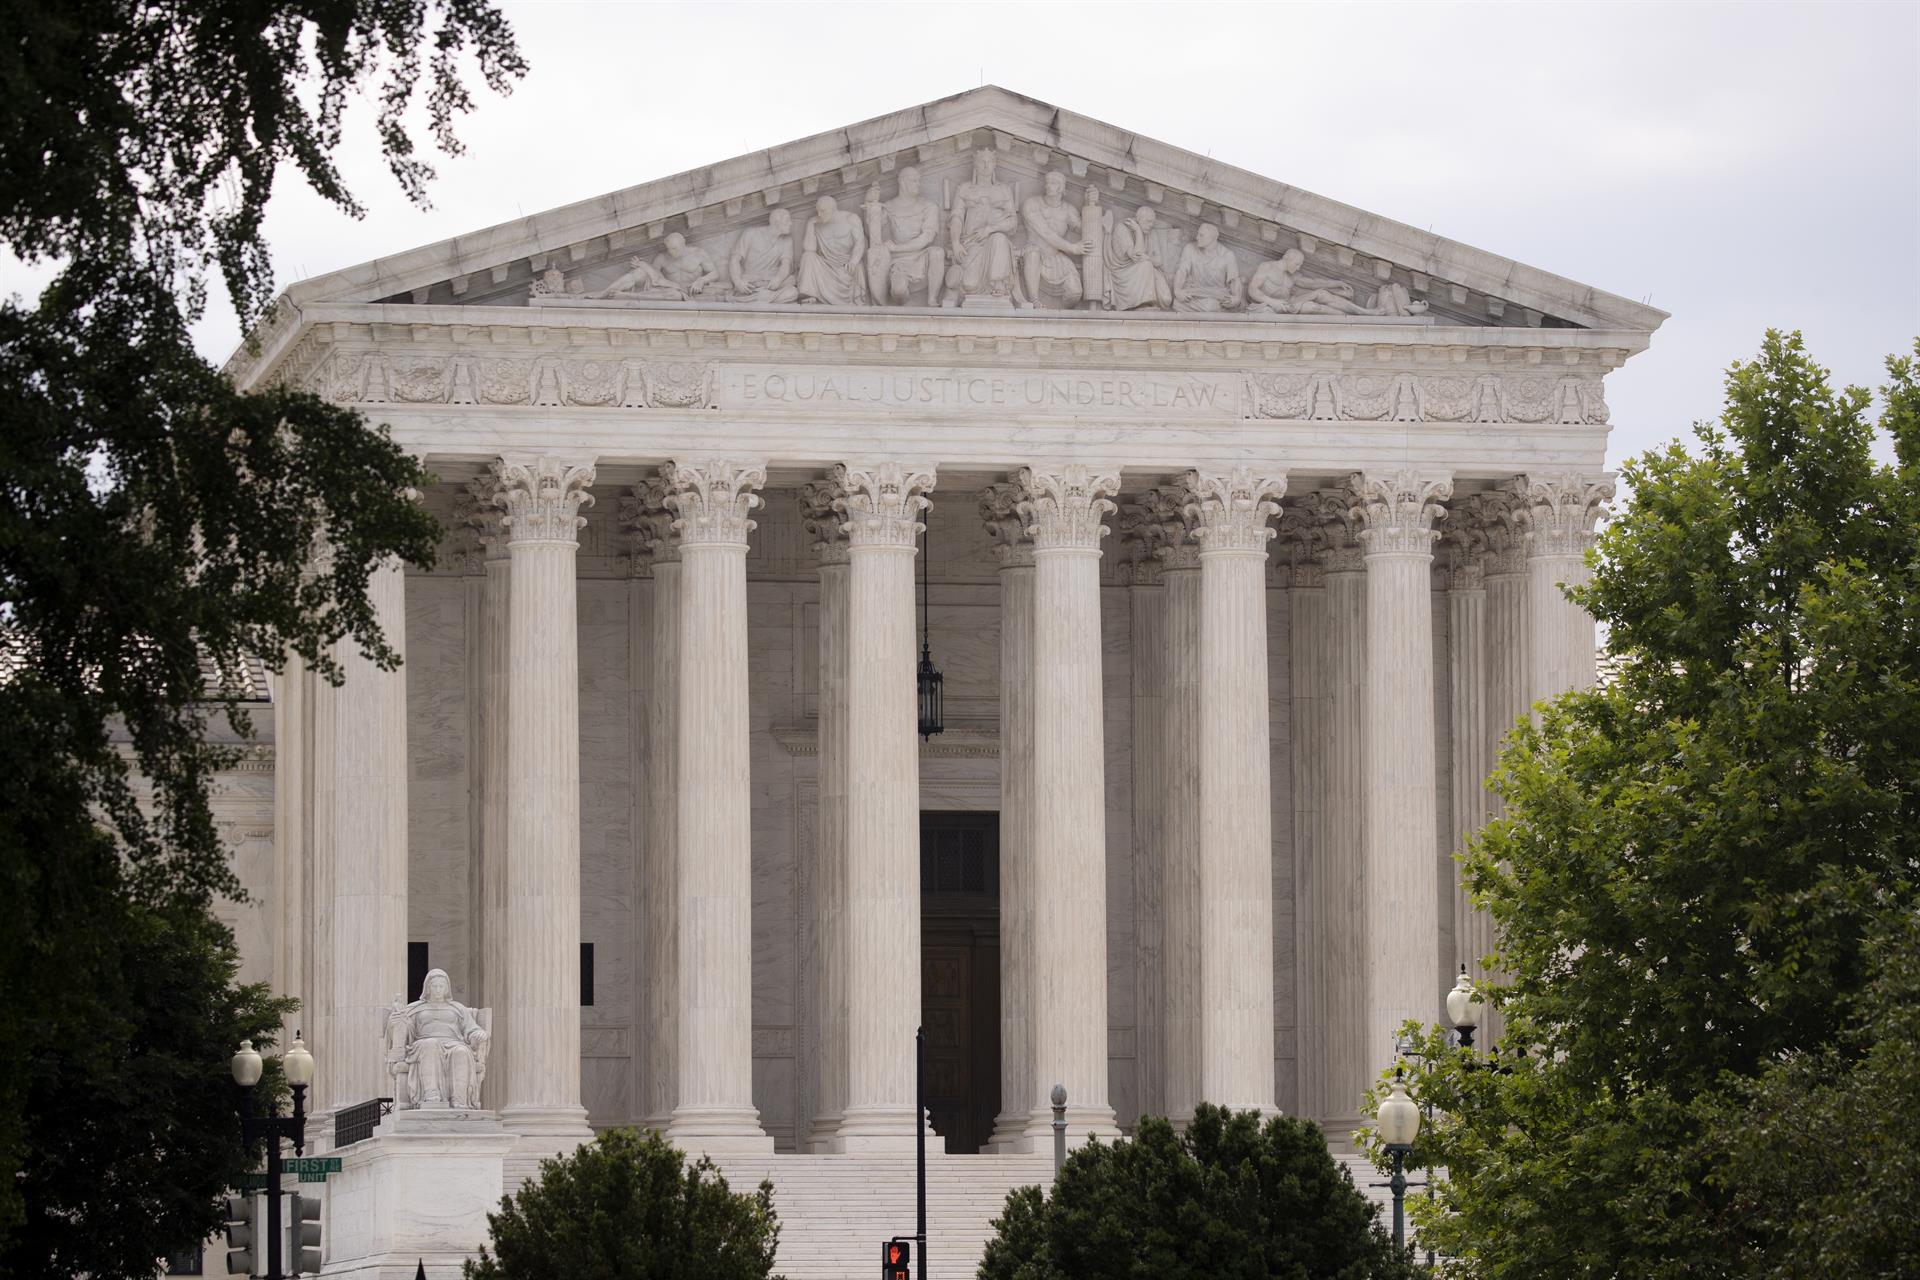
[
  {"left": 286, "top": 1157, "right": 342, "bottom": 1178},
  {"left": 235, "top": 1174, "right": 270, "bottom": 1190}
]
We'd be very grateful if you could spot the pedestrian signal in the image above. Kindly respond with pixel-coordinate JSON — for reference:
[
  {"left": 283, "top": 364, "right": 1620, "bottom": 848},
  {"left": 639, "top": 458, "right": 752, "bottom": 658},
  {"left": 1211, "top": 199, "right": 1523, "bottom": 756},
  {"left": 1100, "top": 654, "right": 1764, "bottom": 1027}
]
[{"left": 882, "top": 1236, "right": 912, "bottom": 1279}]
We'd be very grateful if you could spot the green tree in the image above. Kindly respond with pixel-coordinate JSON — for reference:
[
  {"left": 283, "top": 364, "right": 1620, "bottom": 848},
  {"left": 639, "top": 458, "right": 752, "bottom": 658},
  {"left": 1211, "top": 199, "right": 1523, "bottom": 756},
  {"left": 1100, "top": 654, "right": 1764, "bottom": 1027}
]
[
  {"left": 978, "top": 1104, "right": 1416, "bottom": 1280},
  {"left": 0, "top": 2, "right": 525, "bottom": 1272},
  {"left": 464, "top": 1128, "right": 781, "bottom": 1280},
  {"left": 1366, "top": 332, "right": 1920, "bottom": 1277}
]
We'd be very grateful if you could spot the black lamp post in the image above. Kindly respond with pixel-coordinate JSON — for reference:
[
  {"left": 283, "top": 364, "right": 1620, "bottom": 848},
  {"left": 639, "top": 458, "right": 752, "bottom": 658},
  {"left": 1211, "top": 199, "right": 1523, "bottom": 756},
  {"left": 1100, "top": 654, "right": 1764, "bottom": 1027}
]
[
  {"left": 1375, "top": 1066, "right": 1421, "bottom": 1254},
  {"left": 231, "top": 1032, "right": 316, "bottom": 1280},
  {"left": 916, "top": 514, "right": 943, "bottom": 740}
]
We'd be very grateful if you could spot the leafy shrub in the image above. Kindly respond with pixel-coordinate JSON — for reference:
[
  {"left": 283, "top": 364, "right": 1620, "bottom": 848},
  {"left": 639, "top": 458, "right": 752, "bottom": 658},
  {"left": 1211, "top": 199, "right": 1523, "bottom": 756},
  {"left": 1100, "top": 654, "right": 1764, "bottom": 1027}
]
[
  {"left": 465, "top": 1128, "right": 779, "bottom": 1280},
  {"left": 979, "top": 1104, "right": 1415, "bottom": 1280}
]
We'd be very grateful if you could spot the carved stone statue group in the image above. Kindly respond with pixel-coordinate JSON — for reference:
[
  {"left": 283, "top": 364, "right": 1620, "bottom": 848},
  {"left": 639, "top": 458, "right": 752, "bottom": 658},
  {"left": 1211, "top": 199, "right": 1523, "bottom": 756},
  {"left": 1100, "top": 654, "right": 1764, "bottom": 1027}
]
[{"left": 554, "top": 152, "right": 1424, "bottom": 317}]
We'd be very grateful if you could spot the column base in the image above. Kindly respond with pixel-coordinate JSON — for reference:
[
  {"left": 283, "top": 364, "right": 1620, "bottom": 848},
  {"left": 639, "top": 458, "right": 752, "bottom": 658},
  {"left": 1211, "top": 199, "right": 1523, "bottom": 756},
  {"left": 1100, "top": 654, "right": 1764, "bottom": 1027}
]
[
  {"left": 1315, "top": 1113, "right": 1366, "bottom": 1154},
  {"left": 827, "top": 1104, "right": 925, "bottom": 1152},
  {"left": 806, "top": 1112, "right": 843, "bottom": 1153},
  {"left": 993, "top": 1104, "right": 1118, "bottom": 1152},
  {"left": 986, "top": 1110, "right": 1030, "bottom": 1151},
  {"left": 666, "top": 1104, "right": 773, "bottom": 1154},
  {"left": 500, "top": 1103, "right": 594, "bottom": 1187}
]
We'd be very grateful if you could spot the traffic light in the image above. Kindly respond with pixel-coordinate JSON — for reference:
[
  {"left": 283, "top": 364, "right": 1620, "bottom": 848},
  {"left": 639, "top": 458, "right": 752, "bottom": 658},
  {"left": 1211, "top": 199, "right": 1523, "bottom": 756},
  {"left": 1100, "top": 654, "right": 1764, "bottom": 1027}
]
[
  {"left": 222, "top": 1194, "right": 256, "bottom": 1276},
  {"left": 882, "top": 1236, "right": 912, "bottom": 1279},
  {"left": 290, "top": 1191, "right": 323, "bottom": 1275}
]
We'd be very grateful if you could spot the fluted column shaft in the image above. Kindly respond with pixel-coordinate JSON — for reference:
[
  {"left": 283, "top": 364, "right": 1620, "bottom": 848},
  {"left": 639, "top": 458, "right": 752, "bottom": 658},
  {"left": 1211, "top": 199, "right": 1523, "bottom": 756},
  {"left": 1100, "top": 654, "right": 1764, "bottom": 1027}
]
[
  {"left": 1017, "top": 466, "right": 1119, "bottom": 1138},
  {"left": 497, "top": 456, "right": 596, "bottom": 1144},
  {"left": 1190, "top": 468, "right": 1285, "bottom": 1115},
  {"left": 835, "top": 462, "right": 935, "bottom": 1149},
  {"left": 1286, "top": 562, "right": 1329, "bottom": 1121},
  {"left": 1161, "top": 558, "right": 1202, "bottom": 1124},
  {"left": 324, "top": 556, "right": 409, "bottom": 1113},
  {"left": 1446, "top": 566, "right": 1491, "bottom": 981},
  {"left": 1352, "top": 472, "right": 1451, "bottom": 1086},
  {"left": 800, "top": 482, "right": 850, "bottom": 1150},
  {"left": 1321, "top": 546, "right": 1369, "bottom": 1127},
  {"left": 664, "top": 460, "right": 771, "bottom": 1150},
  {"left": 1125, "top": 568, "right": 1166, "bottom": 1121},
  {"left": 982, "top": 485, "right": 1035, "bottom": 1150},
  {"left": 478, "top": 533, "right": 511, "bottom": 1109},
  {"left": 642, "top": 554, "right": 680, "bottom": 1129}
]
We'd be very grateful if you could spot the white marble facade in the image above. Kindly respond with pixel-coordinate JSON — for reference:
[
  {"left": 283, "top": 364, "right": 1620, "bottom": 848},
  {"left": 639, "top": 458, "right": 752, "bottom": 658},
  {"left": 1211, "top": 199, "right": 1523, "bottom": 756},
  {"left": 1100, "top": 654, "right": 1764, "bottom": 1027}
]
[{"left": 220, "top": 88, "right": 1661, "bottom": 1158}]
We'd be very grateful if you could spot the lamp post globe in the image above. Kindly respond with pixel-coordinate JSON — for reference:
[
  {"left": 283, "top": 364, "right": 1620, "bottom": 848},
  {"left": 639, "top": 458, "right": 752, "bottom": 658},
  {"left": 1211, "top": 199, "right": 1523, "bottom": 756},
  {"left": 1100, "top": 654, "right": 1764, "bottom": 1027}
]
[
  {"left": 1377, "top": 1067, "right": 1420, "bottom": 1254},
  {"left": 1446, "top": 964, "right": 1482, "bottom": 1049},
  {"left": 282, "top": 1032, "right": 316, "bottom": 1088},
  {"left": 230, "top": 1040, "right": 264, "bottom": 1088}
]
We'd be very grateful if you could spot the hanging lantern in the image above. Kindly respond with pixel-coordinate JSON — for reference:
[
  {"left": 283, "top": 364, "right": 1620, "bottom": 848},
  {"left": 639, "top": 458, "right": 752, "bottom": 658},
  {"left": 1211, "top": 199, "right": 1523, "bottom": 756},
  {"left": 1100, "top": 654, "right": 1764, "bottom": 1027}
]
[{"left": 917, "top": 513, "right": 944, "bottom": 740}]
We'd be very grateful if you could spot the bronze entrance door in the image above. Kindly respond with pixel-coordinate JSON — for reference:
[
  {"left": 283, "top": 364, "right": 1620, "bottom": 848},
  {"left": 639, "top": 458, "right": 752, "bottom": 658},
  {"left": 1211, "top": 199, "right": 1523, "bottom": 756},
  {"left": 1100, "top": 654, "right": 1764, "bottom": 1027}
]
[{"left": 919, "top": 810, "right": 1001, "bottom": 1155}]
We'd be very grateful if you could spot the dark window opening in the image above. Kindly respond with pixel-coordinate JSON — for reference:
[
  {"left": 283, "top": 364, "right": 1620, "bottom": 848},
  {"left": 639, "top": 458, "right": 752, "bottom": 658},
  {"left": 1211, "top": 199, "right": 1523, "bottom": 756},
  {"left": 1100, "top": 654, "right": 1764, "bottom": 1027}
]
[
  {"left": 580, "top": 942, "right": 595, "bottom": 1007},
  {"left": 407, "top": 941, "right": 429, "bottom": 1001}
]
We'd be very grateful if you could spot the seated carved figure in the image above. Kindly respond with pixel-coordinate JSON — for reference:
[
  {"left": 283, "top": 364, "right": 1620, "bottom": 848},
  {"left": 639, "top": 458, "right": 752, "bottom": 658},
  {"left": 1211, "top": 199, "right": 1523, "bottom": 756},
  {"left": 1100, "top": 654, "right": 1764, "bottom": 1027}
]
[
  {"left": 1103, "top": 205, "right": 1172, "bottom": 310},
  {"left": 727, "top": 209, "right": 800, "bottom": 304},
  {"left": 1020, "top": 171, "right": 1093, "bottom": 309},
  {"left": 1172, "top": 222, "right": 1243, "bottom": 313},
  {"left": 944, "top": 149, "right": 1018, "bottom": 304},
  {"left": 385, "top": 968, "right": 491, "bottom": 1110},
  {"left": 796, "top": 196, "right": 868, "bottom": 306}
]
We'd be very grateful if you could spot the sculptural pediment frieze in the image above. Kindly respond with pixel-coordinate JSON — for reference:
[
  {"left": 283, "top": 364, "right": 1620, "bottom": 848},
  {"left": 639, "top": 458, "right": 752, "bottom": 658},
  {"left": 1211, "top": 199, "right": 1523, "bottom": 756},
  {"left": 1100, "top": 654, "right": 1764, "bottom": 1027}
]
[{"left": 370, "top": 131, "right": 1587, "bottom": 330}]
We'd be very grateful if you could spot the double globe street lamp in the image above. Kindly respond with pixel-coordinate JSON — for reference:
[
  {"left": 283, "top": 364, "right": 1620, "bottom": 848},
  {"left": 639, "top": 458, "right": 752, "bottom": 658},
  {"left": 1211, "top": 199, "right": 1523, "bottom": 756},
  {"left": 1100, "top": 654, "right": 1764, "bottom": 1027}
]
[
  {"left": 1374, "top": 965, "right": 1490, "bottom": 1257},
  {"left": 227, "top": 1032, "right": 318, "bottom": 1279}
]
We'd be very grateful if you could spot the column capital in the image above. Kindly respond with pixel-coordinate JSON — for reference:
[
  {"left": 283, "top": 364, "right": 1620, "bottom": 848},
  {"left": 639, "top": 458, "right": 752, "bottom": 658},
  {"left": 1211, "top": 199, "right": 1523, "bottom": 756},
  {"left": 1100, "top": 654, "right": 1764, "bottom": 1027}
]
[
  {"left": 1184, "top": 467, "right": 1287, "bottom": 555},
  {"left": 1016, "top": 465, "right": 1120, "bottom": 552},
  {"left": 980, "top": 482, "right": 1035, "bottom": 568},
  {"left": 493, "top": 455, "right": 597, "bottom": 546},
  {"left": 833, "top": 462, "right": 937, "bottom": 550},
  {"left": 1287, "top": 491, "right": 1366, "bottom": 575},
  {"left": 618, "top": 477, "right": 679, "bottom": 576},
  {"left": 1511, "top": 473, "right": 1616, "bottom": 558},
  {"left": 455, "top": 475, "right": 510, "bottom": 570},
  {"left": 799, "top": 479, "right": 851, "bottom": 566},
  {"left": 1119, "top": 488, "right": 1194, "bottom": 581},
  {"left": 1348, "top": 471, "right": 1453, "bottom": 558},
  {"left": 1440, "top": 500, "right": 1490, "bottom": 592},
  {"left": 663, "top": 459, "right": 766, "bottom": 548}
]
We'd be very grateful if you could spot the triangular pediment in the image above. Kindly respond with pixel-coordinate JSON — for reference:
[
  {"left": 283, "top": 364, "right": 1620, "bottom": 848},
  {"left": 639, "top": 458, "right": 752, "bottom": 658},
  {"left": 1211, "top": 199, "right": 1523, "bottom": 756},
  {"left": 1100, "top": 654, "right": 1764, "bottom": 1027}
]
[{"left": 280, "top": 86, "right": 1664, "bottom": 334}]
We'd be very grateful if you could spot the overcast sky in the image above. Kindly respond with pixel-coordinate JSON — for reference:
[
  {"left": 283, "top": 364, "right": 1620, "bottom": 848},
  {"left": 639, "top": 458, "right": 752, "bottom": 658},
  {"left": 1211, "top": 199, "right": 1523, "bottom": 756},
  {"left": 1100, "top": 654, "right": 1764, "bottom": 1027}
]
[{"left": 16, "top": 1, "right": 1918, "bottom": 469}]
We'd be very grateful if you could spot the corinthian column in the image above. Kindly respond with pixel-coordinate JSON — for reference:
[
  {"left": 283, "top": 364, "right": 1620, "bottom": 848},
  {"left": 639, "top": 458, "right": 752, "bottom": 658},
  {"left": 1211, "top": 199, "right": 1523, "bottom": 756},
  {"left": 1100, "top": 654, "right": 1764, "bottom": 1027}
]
[
  {"left": 662, "top": 459, "right": 772, "bottom": 1150},
  {"left": 981, "top": 484, "right": 1037, "bottom": 1150},
  {"left": 322, "top": 553, "right": 409, "bottom": 1115},
  {"left": 1350, "top": 470, "right": 1452, "bottom": 1084},
  {"left": 1516, "top": 475, "right": 1615, "bottom": 699},
  {"left": 1441, "top": 511, "right": 1490, "bottom": 988},
  {"left": 463, "top": 477, "right": 512, "bottom": 1110},
  {"left": 494, "top": 455, "right": 597, "bottom": 1152},
  {"left": 1016, "top": 465, "right": 1120, "bottom": 1139},
  {"left": 1186, "top": 467, "right": 1286, "bottom": 1114},
  {"left": 1129, "top": 487, "right": 1201, "bottom": 1126},
  {"left": 1280, "top": 511, "right": 1329, "bottom": 1123},
  {"left": 628, "top": 477, "right": 680, "bottom": 1132},
  {"left": 798, "top": 481, "right": 850, "bottom": 1150},
  {"left": 831, "top": 462, "right": 937, "bottom": 1149}
]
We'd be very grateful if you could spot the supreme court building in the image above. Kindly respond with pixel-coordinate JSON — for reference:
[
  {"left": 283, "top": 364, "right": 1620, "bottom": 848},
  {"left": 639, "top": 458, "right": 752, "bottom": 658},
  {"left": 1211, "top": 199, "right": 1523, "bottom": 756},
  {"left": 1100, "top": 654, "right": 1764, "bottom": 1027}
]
[{"left": 216, "top": 87, "right": 1663, "bottom": 1188}]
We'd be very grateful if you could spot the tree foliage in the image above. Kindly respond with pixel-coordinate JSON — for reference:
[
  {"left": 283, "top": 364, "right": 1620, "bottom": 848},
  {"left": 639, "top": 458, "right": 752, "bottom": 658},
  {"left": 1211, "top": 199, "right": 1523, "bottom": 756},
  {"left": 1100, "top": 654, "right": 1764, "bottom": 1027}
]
[
  {"left": 0, "top": 1, "right": 524, "bottom": 1270},
  {"left": 464, "top": 1128, "right": 781, "bottom": 1280},
  {"left": 1366, "top": 332, "right": 1920, "bottom": 1277},
  {"left": 979, "top": 1105, "right": 1416, "bottom": 1280}
]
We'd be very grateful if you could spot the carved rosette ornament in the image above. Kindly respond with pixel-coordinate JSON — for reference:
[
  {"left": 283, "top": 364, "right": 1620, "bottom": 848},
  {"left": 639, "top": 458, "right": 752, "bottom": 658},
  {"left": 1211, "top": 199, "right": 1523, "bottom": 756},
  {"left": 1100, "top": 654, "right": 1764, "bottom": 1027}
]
[
  {"left": 1016, "top": 466, "right": 1121, "bottom": 552},
  {"left": 662, "top": 459, "right": 766, "bottom": 547},
  {"left": 1347, "top": 471, "right": 1453, "bottom": 557},
  {"left": 1183, "top": 467, "right": 1287, "bottom": 554},
  {"left": 798, "top": 479, "right": 851, "bottom": 565},
  {"left": 832, "top": 462, "right": 937, "bottom": 549},
  {"left": 492, "top": 456, "right": 597, "bottom": 545},
  {"left": 979, "top": 483, "right": 1034, "bottom": 568},
  {"left": 1512, "top": 474, "right": 1616, "bottom": 557}
]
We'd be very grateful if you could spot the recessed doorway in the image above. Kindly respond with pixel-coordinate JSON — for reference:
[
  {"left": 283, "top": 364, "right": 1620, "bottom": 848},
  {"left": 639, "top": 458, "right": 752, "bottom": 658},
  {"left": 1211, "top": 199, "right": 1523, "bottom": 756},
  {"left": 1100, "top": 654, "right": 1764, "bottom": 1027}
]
[{"left": 919, "top": 810, "right": 1001, "bottom": 1155}]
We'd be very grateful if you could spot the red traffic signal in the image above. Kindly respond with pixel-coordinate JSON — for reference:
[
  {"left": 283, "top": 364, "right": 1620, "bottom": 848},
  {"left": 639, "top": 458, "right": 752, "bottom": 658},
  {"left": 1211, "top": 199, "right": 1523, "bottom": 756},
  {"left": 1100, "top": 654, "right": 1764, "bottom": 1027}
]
[{"left": 882, "top": 1236, "right": 912, "bottom": 1278}]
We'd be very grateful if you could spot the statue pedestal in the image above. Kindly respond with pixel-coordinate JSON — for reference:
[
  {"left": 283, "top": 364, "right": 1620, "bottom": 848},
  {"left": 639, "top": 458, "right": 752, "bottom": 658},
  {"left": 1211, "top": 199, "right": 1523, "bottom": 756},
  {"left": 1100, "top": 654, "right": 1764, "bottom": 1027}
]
[{"left": 319, "top": 1111, "right": 514, "bottom": 1279}]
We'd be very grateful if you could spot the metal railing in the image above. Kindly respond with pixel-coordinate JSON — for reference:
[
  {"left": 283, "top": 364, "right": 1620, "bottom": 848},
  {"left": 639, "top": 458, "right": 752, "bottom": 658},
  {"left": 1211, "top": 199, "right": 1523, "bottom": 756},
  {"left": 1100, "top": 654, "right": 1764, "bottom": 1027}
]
[{"left": 332, "top": 1097, "right": 392, "bottom": 1149}]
